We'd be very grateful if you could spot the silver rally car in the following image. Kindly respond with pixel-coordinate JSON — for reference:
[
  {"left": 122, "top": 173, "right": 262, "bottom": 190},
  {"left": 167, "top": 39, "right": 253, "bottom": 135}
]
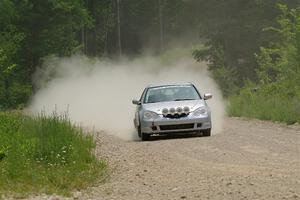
[{"left": 132, "top": 83, "right": 212, "bottom": 140}]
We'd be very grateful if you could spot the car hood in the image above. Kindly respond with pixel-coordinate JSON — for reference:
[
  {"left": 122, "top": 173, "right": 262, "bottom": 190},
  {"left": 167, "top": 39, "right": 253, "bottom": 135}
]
[{"left": 142, "top": 100, "right": 205, "bottom": 114}]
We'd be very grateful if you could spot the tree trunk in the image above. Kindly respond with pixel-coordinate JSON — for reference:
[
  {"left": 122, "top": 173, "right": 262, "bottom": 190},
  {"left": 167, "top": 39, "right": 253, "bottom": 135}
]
[
  {"left": 158, "top": 0, "right": 164, "bottom": 51},
  {"left": 82, "top": 25, "right": 85, "bottom": 54},
  {"left": 117, "top": 0, "right": 122, "bottom": 57}
]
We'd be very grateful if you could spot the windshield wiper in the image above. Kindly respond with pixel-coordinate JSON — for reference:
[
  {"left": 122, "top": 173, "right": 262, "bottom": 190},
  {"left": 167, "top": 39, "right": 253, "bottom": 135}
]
[{"left": 174, "top": 98, "right": 196, "bottom": 101}]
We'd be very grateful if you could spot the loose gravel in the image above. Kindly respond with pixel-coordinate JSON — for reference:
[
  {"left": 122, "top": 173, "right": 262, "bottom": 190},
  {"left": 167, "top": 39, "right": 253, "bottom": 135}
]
[{"left": 24, "top": 118, "right": 300, "bottom": 200}]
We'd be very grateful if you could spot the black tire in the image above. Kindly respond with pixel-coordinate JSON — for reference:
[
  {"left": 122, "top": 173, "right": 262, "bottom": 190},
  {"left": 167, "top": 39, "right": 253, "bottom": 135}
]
[
  {"left": 137, "top": 125, "right": 142, "bottom": 138},
  {"left": 202, "top": 129, "right": 211, "bottom": 137},
  {"left": 141, "top": 132, "right": 150, "bottom": 141}
]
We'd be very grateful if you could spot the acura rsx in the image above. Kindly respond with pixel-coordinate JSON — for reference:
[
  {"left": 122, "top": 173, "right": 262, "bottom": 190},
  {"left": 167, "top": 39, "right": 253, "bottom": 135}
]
[{"left": 132, "top": 83, "right": 212, "bottom": 141}]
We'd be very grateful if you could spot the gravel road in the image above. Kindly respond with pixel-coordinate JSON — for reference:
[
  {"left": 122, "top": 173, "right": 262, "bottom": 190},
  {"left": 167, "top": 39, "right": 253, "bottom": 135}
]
[
  {"left": 74, "top": 117, "right": 299, "bottom": 200},
  {"left": 27, "top": 118, "right": 300, "bottom": 200}
]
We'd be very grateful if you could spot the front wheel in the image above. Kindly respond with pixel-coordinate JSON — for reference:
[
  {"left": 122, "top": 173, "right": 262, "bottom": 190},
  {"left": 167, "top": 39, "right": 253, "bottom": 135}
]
[
  {"left": 202, "top": 129, "right": 211, "bottom": 137},
  {"left": 137, "top": 125, "right": 141, "bottom": 138},
  {"left": 141, "top": 132, "right": 150, "bottom": 141}
]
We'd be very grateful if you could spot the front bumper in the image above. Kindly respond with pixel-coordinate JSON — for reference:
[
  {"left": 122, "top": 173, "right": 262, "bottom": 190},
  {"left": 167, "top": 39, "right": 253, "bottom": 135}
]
[{"left": 140, "top": 115, "right": 211, "bottom": 134}]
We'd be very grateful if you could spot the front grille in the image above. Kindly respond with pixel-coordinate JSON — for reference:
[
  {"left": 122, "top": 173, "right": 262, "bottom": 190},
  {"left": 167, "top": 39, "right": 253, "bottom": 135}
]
[
  {"left": 160, "top": 123, "right": 194, "bottom": 131},
  {"left": 164, "top": 113, "right": 189, "bottom": 119}
]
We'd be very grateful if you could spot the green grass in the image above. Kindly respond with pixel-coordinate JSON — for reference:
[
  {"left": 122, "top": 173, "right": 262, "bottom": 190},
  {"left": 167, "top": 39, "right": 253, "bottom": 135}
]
[
  {"left": 0, "top": 112, "right": 107, "bottom": 198},
  {"left": 228, "top": 91, "right": 300, "bottom": 124}
]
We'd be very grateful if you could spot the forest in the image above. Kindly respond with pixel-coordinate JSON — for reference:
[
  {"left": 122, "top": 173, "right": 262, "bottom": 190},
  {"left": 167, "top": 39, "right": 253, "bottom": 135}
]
[
  {"left": 0, "top": 0, "right": 300, "bottom": 122},
  {"left": 0, "top": 0, "right": 300, "bottom": 197}
]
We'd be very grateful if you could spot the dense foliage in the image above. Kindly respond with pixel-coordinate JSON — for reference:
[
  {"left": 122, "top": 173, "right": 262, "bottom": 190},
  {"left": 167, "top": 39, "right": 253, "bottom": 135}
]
[
  {"left": 193, "top": 0, "right": 299, "bottom": 96},
  {"left": 0, "top": 0, "right": 91, "bottom": 109},
  {"left": 0, "top": 0, "right": 299, "bottom": 123},
  {"left": 0, "top": 0, "right": 201, "bottom": 109},
  {"left": 228, "top": 5, "right": 300, "bottom": 123},
  {"left": 0, "top": 112, "right": 106, "bottom": 197}
]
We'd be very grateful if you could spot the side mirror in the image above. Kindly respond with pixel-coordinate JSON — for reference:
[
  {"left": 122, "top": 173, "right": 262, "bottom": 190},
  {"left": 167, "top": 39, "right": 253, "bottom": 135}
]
[
  {"left": 132, "top": 99, "right": 141, "bottom": 105},
  {"left": 203, "top": 93, "right": 212, "bottom": 100}
]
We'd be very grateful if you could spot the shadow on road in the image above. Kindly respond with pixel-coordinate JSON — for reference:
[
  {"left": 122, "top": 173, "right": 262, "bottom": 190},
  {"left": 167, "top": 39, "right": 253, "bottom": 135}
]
[{"left": 135, "top": 133, "right": 208, "bottom": 142}]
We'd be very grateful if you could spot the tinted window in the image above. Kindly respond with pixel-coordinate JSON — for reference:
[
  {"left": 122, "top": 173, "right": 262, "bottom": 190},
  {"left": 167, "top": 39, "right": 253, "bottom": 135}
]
[{"left": 144, "top": 85, "right": 200, "bottom": 103}]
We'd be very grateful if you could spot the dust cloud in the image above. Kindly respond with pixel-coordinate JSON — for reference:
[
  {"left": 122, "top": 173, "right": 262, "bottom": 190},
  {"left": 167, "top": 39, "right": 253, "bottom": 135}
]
[{"left": 29, "top": 55, "right": 225, "bottom": 140}]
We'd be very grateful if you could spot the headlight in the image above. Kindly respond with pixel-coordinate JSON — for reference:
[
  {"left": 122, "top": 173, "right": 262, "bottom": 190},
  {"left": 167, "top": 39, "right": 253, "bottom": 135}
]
[
  {"left": 193, "top": 107, "right": 208, "bottom": 116},
  {"left": 143, "top": 111, "right": 160, "bottom": 120}
]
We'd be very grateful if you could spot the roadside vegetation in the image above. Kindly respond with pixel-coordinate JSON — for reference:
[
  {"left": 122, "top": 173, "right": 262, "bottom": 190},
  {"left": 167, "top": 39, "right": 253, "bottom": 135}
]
[
  {"left": 227, "top": 5, "right": 300, "bottom": 124},
  {"left": 228, "top": 87, "right": 300, "bottom": 124},
  {"left": 0, "top": 112, "right": 107, "bottom": 198},
  {"left": 193, "top": 3, "right": 300, "bottom": 124}
]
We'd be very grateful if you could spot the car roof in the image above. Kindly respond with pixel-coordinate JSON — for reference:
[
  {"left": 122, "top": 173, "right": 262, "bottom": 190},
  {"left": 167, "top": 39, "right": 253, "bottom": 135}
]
[{"left": 146, "top": 83, "right": 194, "bottom": 89}]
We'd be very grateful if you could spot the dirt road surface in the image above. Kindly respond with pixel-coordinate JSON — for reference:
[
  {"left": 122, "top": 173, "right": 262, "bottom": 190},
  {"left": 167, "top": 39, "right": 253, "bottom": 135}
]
[{"left": 30, "top": 118, "right": 300, "bottom": 200}]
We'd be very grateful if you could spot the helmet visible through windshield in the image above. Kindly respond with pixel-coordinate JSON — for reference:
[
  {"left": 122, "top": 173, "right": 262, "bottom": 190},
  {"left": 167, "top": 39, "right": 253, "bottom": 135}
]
[{"left": 144, "top": 85, "right": 201, "bottom": 104}]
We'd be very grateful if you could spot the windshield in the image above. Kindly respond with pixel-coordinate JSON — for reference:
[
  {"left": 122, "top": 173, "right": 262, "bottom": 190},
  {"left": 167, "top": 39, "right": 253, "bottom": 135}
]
[{"left": 143, "top": 85, "right": 201, "bottom": 104}]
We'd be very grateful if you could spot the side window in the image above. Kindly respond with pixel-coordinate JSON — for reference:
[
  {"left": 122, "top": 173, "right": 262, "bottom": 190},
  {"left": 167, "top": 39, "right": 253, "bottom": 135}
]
[{"left": 140, "top": 88, "right": 148, "bottom": 102}]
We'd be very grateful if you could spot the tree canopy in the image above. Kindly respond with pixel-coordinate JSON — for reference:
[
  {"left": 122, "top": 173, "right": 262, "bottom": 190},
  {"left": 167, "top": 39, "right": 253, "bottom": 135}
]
[{"left": 0, "top": 0, "right": 299, "bottom": 109}]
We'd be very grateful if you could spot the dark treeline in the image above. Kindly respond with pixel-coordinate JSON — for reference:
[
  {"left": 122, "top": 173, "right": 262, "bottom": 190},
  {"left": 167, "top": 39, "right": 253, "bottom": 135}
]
[
  {"left": 193, "top": 0, "right": 299, "bottom": 96},
  {"left": 0, "top": 0, "right": 299, "bottom": 110}
]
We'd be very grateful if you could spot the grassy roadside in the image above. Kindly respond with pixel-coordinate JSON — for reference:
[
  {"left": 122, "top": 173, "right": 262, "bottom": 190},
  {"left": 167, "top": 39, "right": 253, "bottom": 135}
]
[
  {"left": 0, "top": 112, "right": 107, "bottom": 198},
  {"left": 227, "top": 5, "right": 300, "bottom": 125},
  {"left": 228, "top": 89, "right": 300, "bottom": 125}
]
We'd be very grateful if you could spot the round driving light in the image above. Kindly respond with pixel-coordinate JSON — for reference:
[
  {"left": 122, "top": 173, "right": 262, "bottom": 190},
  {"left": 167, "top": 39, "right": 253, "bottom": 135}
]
[
  {"left": 176, "top": 107, "right": 183, "bottom": 114},
  {"left": 162, "top": 108, "right": 169, "bottom": 115},
  {"left": 183, "top": 106, "right": 190, "bottom": 113},
  {"left": 183, "top": 106, "right": 190, "bottom": 114},
  {"left": 169, "top": 107, "right": 176, "bottom": 115}
]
